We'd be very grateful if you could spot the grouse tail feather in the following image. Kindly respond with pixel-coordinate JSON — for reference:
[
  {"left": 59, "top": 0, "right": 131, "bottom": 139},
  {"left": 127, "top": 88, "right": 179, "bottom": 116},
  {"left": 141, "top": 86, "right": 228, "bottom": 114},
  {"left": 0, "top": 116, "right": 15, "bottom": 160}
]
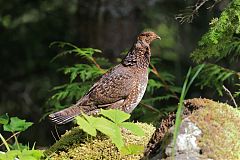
[{"left": 49, "top": 106, "right": 82, "bottom": 125}]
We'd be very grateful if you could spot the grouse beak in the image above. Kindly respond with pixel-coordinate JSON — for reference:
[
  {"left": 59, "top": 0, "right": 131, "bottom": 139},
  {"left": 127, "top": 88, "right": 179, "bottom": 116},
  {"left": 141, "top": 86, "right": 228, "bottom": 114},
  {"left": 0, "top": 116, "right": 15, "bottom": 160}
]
[{"left": 156, "top": 35, "right": 161, "bottom": 40}]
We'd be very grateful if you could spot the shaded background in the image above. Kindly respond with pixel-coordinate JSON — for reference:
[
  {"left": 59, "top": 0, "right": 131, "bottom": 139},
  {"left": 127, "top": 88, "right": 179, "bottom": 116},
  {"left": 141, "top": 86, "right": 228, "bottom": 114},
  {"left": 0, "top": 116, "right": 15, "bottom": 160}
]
[{"left": 0, "top": 0, "right": 226, "bottom": 147}]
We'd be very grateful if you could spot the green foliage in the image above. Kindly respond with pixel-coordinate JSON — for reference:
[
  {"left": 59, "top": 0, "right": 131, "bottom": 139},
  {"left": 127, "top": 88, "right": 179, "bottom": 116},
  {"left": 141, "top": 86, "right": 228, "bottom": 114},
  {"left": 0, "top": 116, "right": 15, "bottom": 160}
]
[
  {"left": 235, "top": 83, "right": 240, "bottom": 100},
  {"left": 141, "top": 62, "right": 181, "bottom": 111},
  {"left": 189, "top": 0, "right": 240, "bottom": 99},
  {"left": 0, "top": 115, "right": 43, "bottom": 160},
  {"left": 3, "top": 117, "right": 33, "bottom": 133},
  {"left": 0, "top": 114, "right": 9, "bottom": 125},
  {"left": 0, "top": 149, "right": 44, "bottom": 160},
  {"left": 194, "top": 63, "right": 237, "bottom": 95},
  {"left": 50, "top": 42, "right": 102, "bottom": 65},
  {"left": 48, "top": 82, "right": 91, "bottom": 108},
  {"left": 191, "top": 0, "right": 240, "bottom": 63},
  {"left": 100, "top": 109, "right": 130, "bottom": 125},
  {"left": 63, "top": 64, "right": 103, "bottom": 83},
  {"left": 172, "top": 64, "right": 205, "bottom": 157},
  {"left": 75, "top": 109, "right": 144, "bottom": 155},
  {"left": 120, "top": 144, "right": 144, "bottom": 156}
]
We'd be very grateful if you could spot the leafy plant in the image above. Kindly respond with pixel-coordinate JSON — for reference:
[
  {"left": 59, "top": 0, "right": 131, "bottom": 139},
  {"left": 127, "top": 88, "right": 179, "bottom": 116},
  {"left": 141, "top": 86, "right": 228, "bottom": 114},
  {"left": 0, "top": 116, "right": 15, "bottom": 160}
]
[
  {"left": 75, "top": 109, "right": 145, "bottom": 155},
  {"left": 187, "top": 0, "right": 240, "bottom": 103},
  {"left": 0, "top": 114, "right": 43, "bottom": 160},
  {"left": 193, "top": 63, "right": 238, "bottom": 96}
]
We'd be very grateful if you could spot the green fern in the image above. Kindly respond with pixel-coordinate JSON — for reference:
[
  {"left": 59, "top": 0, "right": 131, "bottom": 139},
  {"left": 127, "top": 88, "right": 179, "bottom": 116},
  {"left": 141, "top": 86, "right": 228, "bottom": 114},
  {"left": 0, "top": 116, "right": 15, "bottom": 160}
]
[
  {"left": 189, "top": 0, "right": 240, "bottom": 100},
  {"left": 191, "top": 0, "right": 240, "bottom": 63},
  {"left": 235, "top": 83, "right": 240, "bottom": 98},
  {"left": 193, "top": 63, "right": 239, "bottom": 95},
  {"left": 50, "top": 41, "right": 102, "bottom": 65},
  {"left": 147, "top": 79, "right": 164, "bottom": 94},
  {"left": 63, "top": 64, "right": 105, "bottom": 83}
]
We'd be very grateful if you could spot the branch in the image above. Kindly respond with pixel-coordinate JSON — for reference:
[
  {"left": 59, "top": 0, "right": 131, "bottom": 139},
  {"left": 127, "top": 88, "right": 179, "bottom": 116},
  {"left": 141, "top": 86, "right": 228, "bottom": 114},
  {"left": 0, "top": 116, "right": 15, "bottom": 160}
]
[
  {"left": 150, "top": 63, "right": 179, "bottom": 100},
  {"left": 175, "top": 0, "right": 220, "bottom": 23},
  {"left": 223, "top": 85, "right": 238, "bottom": 107}
]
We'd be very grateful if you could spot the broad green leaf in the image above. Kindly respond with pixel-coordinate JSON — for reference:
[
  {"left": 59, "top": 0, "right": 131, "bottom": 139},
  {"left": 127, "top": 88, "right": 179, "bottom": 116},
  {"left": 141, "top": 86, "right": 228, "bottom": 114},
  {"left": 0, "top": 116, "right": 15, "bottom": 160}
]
[
  {"left": 120, "top": 144, "right": 144, "bottom": 155},
  {"left": 75, "top": 116, "right": 96, "bottom": 136},
  {"left": 9, "top": 142, "right": 28, "bottom": 151},
  {"left": 94, "top": 117, "right": 124, "bottom": 149},
  {"left": 80, "top": 114, "right": 125, "bottom": 149},
  {"left": 0, "top": 114, "right": 9, "bottom": 125},
  {"left": 18, "top": 149, "right": 44, "bottom": 160},
  {"left": 0, "top": 153, "right": 5, "bottom": 160},
  {"left": 93, "top": 117, "right": 118, "bottom": 136},
  {"left": 3, "top": 117, "right": 33, "bottom": 132},
  {"left": 3, "top": 150, "right": 21, "bottom": 160},
  {"left": 100, "top": 109, "right": 130, "bottom": 124},
  {"left": 81, "top": 113, "right": 98, "bottom": 126},
  {"left": 120, "top": 122, "right": 145, "bottom": 136},
  {"left": 110, "top": 129, "right": 124, "bottom": 150}
]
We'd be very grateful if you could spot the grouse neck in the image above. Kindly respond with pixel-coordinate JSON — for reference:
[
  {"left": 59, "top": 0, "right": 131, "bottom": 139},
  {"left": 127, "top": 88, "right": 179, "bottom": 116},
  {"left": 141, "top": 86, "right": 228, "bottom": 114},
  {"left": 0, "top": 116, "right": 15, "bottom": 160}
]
[{"left": 122, "top": 40, "right": 150, "bottom": 69}]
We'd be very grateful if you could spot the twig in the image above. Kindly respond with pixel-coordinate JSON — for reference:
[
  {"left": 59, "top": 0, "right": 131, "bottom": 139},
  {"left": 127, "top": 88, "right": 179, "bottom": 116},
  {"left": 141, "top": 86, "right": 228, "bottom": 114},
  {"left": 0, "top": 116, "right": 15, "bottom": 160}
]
[
  {"left": 0, "top": 132, "right": 20, "bottom": 148},
  {"left": 175, "top": 0, "right": 217, "bottom": 24},
  {"left": 140, "top": 102, "right": 161, "bottom": 113},
  {"left": 51, "top": 130, "right": 57, "bottom": 142},
  {"left": 150, "top": 63, "right": 179, "bottom": 100},
  {"left": 91, "top": 57, "right": 105, "bottom": 73},
  {"left": 54, "top": 125, "right": 60, "bottom": 140},
  {"left": 223, "top": 85, "right": 238, "bottom": 107}
]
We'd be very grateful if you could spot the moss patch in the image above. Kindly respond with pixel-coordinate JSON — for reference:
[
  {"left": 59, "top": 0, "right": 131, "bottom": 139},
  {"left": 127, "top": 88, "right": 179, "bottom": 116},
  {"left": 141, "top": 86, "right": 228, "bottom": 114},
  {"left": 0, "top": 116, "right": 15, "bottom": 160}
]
[
  {"left": 44, "top": 127, "right": 87, "bottom": 156},
  {"left": 47, "top": 122, "right": 155, "bottom": 160},
  {"left": 189, "top": 99, "right": 240, "bottom": 159}
]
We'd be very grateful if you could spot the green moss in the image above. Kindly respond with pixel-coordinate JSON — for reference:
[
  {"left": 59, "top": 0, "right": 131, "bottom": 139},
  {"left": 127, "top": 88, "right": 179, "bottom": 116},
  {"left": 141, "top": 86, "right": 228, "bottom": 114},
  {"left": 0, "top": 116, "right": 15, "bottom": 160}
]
[
  {"left": 44, "top": 127, "right": 87, "bottom": 156},
  {"left": 189, "top": 99, "right": 240, "bottom": 159},
  {"left": 46, "top": 123, "right": 155, "bottom": 160}
]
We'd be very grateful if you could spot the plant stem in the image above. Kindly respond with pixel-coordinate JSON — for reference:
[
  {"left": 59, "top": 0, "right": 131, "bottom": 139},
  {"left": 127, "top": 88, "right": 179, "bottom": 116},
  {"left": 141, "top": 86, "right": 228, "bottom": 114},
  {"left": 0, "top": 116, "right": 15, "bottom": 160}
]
[
  {"left": 172, "top": 64, "right": 204, "bottom": 158},
  {"left": 0, "top": 133, "right": 10, "bottom": 151},
  {"left": 0, "top": 131, "right": 20, "bottom": 148},
  {"left": 13, "top": 132, "right": 20, "bottom": 150}
]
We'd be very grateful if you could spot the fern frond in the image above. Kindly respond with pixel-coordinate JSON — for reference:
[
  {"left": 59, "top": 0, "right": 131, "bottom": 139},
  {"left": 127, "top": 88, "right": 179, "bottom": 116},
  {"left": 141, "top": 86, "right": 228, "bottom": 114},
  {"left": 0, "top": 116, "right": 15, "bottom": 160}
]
[
  {"left": 50, "top": 41, "right": 102, "bottom": 65},
  {"left": 49, "top": 82, "right": 92, "bottom": 103},
  {"left": 234, "top": 83, "right": 240, "bottom": 98},
  {"left": 147, "top": 79, "right": 164, "bottom": 94},
  {"left": 63, "top": 64, "right": 105, "bottom": 83},
  {"left": 142, "top": 95, "right": 176, "bottom": 104},
  {"left": 194, "top": 64, "right": 238, "bottom": 95}
]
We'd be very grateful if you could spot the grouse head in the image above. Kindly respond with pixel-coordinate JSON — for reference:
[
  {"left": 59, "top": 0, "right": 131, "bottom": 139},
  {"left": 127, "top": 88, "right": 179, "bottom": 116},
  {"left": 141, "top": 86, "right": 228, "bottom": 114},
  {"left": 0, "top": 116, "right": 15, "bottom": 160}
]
[
  {"left": 137, "top": 31, "right": 161, "bottom": 44},
  {"left": 122, "top": 31, "right": 160, "bottom": 68}
]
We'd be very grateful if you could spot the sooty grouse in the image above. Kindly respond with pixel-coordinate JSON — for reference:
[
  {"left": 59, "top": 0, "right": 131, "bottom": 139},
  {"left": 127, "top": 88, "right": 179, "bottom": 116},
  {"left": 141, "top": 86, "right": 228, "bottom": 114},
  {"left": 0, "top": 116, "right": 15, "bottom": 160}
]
[{"left": 49, "top": 31, "right": 160, "bottom": 125}]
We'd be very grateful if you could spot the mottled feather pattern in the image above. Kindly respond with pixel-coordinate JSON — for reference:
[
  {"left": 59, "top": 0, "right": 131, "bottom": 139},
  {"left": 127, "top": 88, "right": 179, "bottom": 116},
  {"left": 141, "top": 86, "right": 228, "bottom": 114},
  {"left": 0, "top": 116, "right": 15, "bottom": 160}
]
[{"left": 49, "top": 31, "right": 160, "bottom": 125}]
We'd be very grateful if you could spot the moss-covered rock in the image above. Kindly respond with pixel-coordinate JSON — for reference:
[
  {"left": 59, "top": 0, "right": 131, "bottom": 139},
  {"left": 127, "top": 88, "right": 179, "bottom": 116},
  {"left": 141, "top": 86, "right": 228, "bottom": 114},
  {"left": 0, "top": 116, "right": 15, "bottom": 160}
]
[
  {"left": 188, "top": 99, "right": 240, "bottom": 159},
  {"left": 152, "top": 98, "right": 240, "bottom": 160},
  {"left": 45, "top": 122, "right": 155, "bottom": 160}
]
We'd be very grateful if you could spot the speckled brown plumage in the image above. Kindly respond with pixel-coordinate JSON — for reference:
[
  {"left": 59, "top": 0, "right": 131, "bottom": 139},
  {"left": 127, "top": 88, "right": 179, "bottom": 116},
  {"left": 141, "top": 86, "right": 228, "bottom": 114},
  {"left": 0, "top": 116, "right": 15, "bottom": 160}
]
[{"left": 49, "top": 31, "right": 160, "bottom": 125}]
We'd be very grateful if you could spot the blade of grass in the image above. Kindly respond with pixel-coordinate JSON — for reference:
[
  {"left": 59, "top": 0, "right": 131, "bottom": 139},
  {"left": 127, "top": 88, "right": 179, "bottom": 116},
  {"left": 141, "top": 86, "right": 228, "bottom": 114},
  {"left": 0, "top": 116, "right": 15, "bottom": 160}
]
[
  {"left": 0, "top": 133, "right": 10, "bottom": 151},
  {"left": 172, "top": 64, "right": 205, "bottom": 159}
]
